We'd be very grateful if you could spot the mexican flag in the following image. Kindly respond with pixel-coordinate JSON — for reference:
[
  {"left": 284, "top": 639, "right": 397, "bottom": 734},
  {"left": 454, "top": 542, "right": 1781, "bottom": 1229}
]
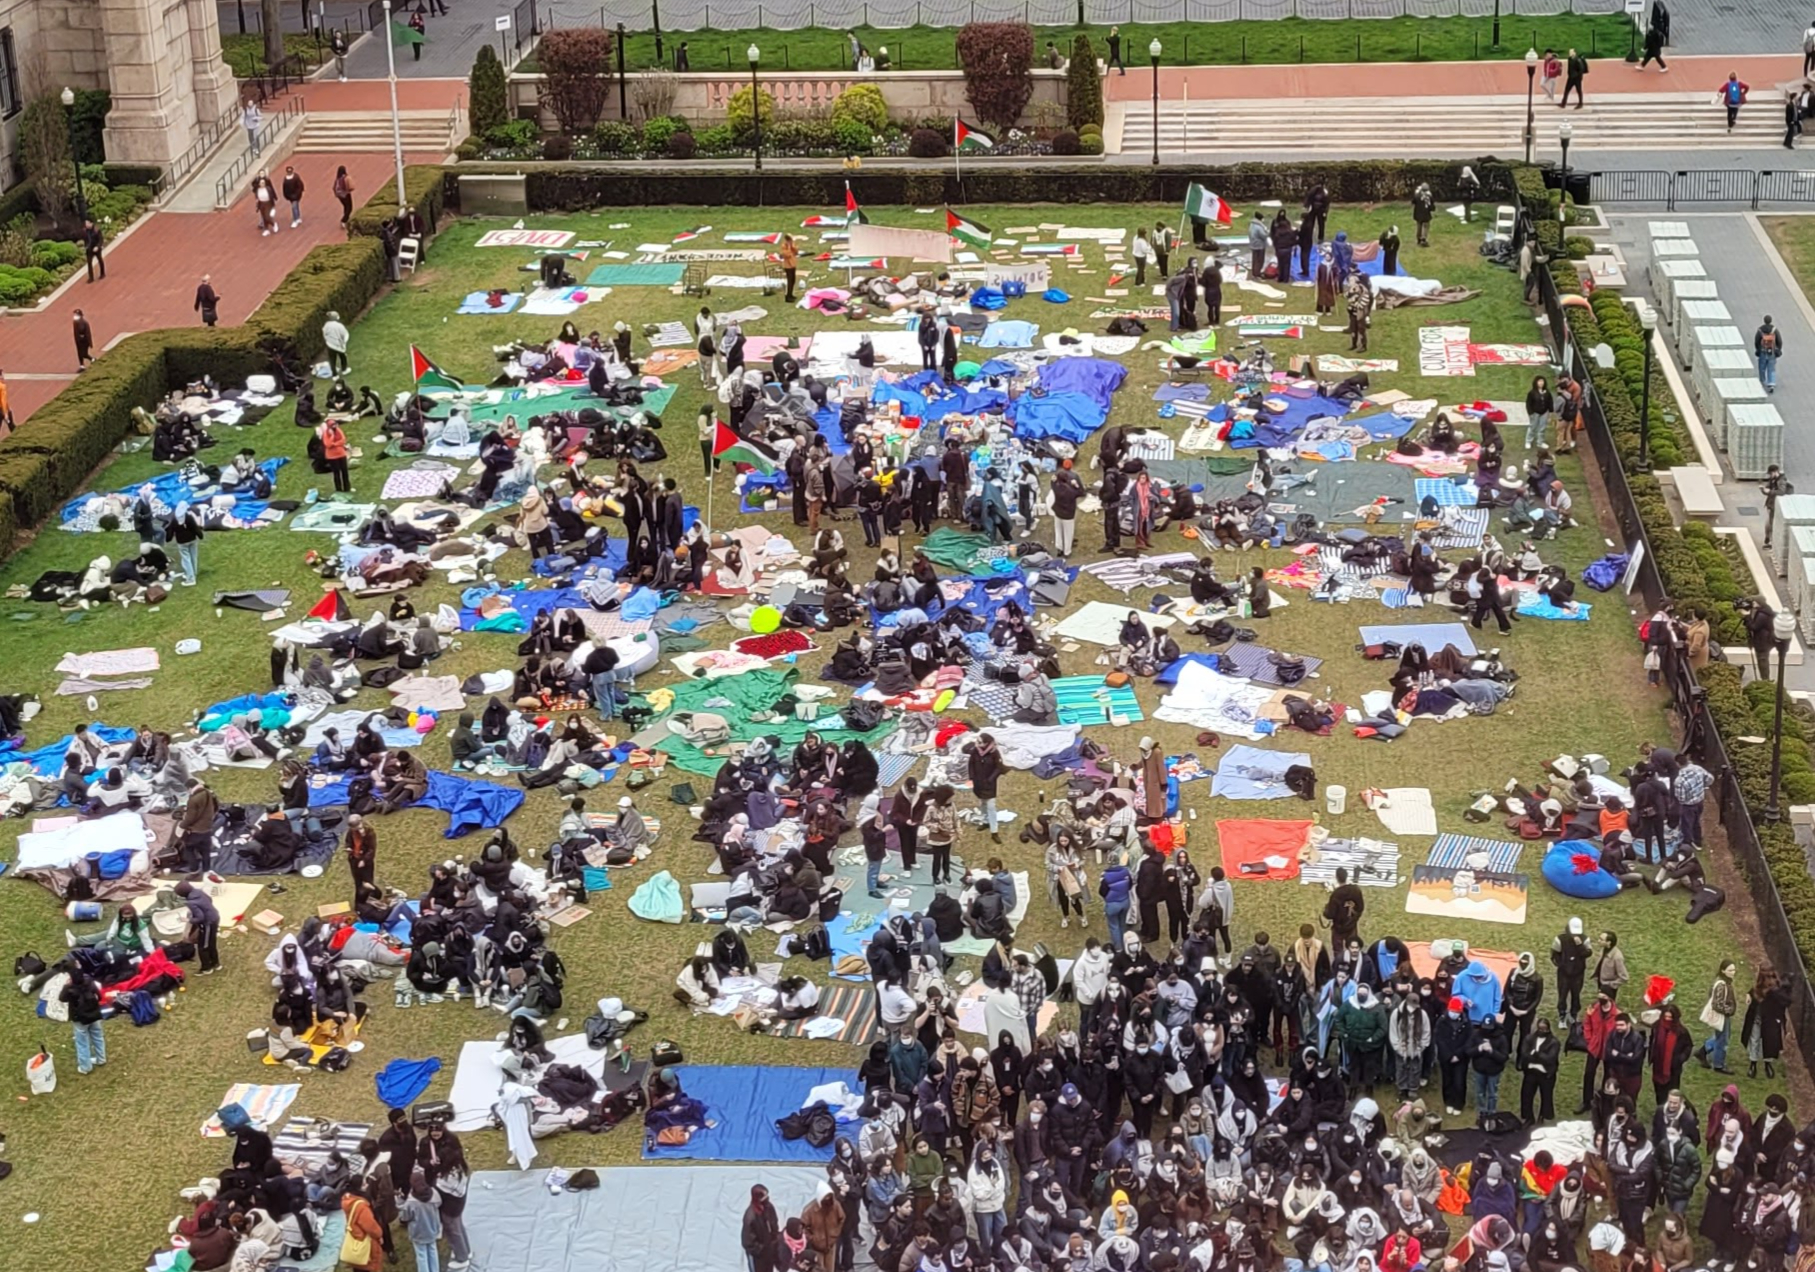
[
  {"left": 409, "top": 345, "right": 460, "bottom": 392},
  {"left": 711, "top": 419, "right": 780, "bottom": 474},
  {"left": 845, "top": 181, "right": 866, "bottom": 226},
  {"left": 946, "top": 208, "right": 992, "bottom": 251},
  {"left": 1183, "top": 182, "right": 1233, "bottom": 225},
  {"left": 954, "top": 118, "right": 994, "bottom": 151}
]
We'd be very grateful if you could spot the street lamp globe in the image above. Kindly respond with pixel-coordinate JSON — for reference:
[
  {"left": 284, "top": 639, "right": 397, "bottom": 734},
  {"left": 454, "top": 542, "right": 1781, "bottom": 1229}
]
[
  {"left": 1525, "top": 49, "right": 1537, "bottom": 70},
  {"left": 60, "top": 86, "right": 74, "bottom": 107},
  {"left": 1559, "top": 120, "right": 1573, "bottom": 143},
  {"left": 748, "top": 44, "right": 760, "bottom": 66},
  {"left": 1640, "top": 306, "right": 1657, "bottom": 334},
  {"left": 1149, "top": 38, "right": 1162, "bottom": 59},
  {"left": 1776, "top": 612, "right": 1798, "bottom": 644}
]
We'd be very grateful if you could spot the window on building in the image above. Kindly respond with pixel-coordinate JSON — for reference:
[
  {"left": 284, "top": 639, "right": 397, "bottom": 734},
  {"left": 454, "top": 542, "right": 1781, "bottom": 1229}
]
[{"left": 0, "top": 29, "right": 20, "bottom": 120}]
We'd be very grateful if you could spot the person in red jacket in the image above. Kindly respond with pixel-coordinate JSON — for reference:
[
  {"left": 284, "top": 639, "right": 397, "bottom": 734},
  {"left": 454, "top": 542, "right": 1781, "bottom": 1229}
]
[{"left": 1575, "top": 991, "right": 1618, "bottom": 1114}]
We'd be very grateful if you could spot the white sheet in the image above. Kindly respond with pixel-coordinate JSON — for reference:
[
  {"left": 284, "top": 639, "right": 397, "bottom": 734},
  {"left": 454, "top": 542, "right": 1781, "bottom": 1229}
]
[
  {"left": 1371, "top": 275, "right": 1444, "bottom": 299},
  {"left": 1051, "top": 600, "right": 1178, "bottom": 647},
  {"left": 1369, "top": 788, "right": 1439, "bottom": 836},
  {"left": 1152, "top": 661, "right": 1277, "bottom": 740},
  {"left": 447, "top": 1033, "right": 610, "bottom": 1132},
  {"left": 806, "top": 330, "right": 922, "bottom": 378},
  {"left": 16, "top": 810, "right": 149, "bottom": 871}
]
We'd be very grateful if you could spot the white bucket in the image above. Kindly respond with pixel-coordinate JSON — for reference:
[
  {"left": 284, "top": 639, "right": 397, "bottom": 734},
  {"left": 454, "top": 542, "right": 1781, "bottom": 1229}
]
[
  {"left": 1326, "top": 784, "right": 1348, "bottom": 815},
  {"left": 26, "top": 1047, "right": 55, "bottom": 1094}
]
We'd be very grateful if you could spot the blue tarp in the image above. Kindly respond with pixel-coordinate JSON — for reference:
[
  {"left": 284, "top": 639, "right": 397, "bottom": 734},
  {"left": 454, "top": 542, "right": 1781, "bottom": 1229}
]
[
  {"left": 1356, "top": 622, "right": 1479, "bottom": 657},
  {"left": 306, "top": 770, "right": 525, "bottom": 838},
  {"left": 198, "top": 692, "right": 293, "bottom": 731},
  {"left": 872, "top": 373, "right": 1008, "bottom": 425},
  {"left": 1156, "top": 652, "right": 1223, "bottom": 686},
  {"left": 0, "top": 725, "right": 136, "bottom": 776},
  {"left": 60, "top": 460, "right": 288, "bottom": 526},
  {"left": 1207, "top": 392, "right": 1354, "bottom": 450},
  {"left": 643, "top": 1065, "right": 858, "bottom": 1161},
  {"left": 374, "top": 1057, "right": 443, "bottom": 1107},
  {"left": 458, "top": 587, "right": 591, "bottom": 631},
  {"left": 1209, "top": 743, "right": 1312, "bottom": 799},
  {"left": 1035, "top": 358, "right": 1128, "bottom": 411},
  {"left": 1006, "top": 393, "right": 1112, "bottom": 445}
]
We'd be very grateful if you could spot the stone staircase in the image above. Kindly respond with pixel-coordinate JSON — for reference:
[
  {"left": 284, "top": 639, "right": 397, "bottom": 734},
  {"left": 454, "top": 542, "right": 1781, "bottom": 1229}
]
[
  {"left": 1113, "top": 92, "right": 1786, "bottom": 156},
  {"left": 293, "top": 109, "right": 465, "bottom": 155}
]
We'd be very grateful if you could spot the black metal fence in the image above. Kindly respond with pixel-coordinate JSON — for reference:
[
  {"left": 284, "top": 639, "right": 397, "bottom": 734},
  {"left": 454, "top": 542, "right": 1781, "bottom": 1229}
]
[
  {"left": 1588, "top": 168, "right": 1815, "bottom": 210},
  {"left": 1513, "top": 174, "right": 1815, "bottom": 1075}
]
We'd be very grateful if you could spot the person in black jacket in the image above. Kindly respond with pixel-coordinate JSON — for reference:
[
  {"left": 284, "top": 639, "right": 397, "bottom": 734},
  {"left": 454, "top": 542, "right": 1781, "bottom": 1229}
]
[
  {"left": 1520, "top": 1018, "right": 1561, "bottom": 1124},
  {"left": 1046, "top": 1082, "right": 1099, "bottom": 1199},
  {"left": 1100, "top": 463, "right": 1127, "bottom": 553},
  {"left": 1434, "top": 996, "right": 1472, "bottom": 1115},
  {"left": 1469, "top": 1013, "right": 1511, "bottom": 1118},
  {"left": 744, "top": 1185, "right": 782, "bottom": 1272},
  {"left": 939, "top": 440, "right": 969, "bottom": 522},
  {"left": 918, "top": 307, "right": 940, "bottom": 371},
  {"left": 1603, "top": 1013, "right": 1647, "bottom": 1100},
  {"left": 1550, "top": 917, "right": 1589, "bottom": 1023},
  {"left": 966, "top": 734, "right": 1005, "bottom": 843},
  {"left": 1305, "top": 179, "right": 1331, "bottom": 243}
]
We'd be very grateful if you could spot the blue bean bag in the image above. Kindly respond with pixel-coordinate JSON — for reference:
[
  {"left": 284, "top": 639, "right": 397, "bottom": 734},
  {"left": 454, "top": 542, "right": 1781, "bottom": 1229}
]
[{"left": 1540, "top": 840, "right": 1621, "bottom": 900}]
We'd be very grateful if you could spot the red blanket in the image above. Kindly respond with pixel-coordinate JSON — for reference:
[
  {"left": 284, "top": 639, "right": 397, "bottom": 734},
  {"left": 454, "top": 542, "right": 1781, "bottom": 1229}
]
[
  {"left": 1215, "top": 818, "right": 1313, "bottom": 881},
  {"left": 101, "top": 948, "right": 185, "bottom": 1001}
]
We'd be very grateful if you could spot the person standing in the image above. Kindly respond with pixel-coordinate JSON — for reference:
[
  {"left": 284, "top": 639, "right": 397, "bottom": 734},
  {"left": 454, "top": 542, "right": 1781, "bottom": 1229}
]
[
  {"left": 59, "top": 965, "right": 106, "bottom": 1074},
  {"left": 321, "top": 418, "right": 352, "bottom": 493},
  {"left": 1741, "top": 966, "right": 1790, "bottom": 1079},
  {"left": 323, "top": 310, "right": 351, "bottom": 376},
  {"left": 331, "top": 27, "right": 349, "bottom": 79},
  {"left": 917, "top": 306, "right": 939, "bottom": 371},
  {"left": 1593, "top": 930, "right": 1629, "bottom": 1000},
  {"left": 1755, "top": 314, "right": 1782, "bottom": 392},
  {"left": 1378, "top": 224, "right": 1401, "bottom": 276},
  {"left": 1411, "top": 182, "right": 1435, "bottom": 248},
  {"left": 1245, "top": 213, "right": 1267, "bottom": 279},
  {"left": 399, "top": 1171, "right": 443, "bottom": 1272},
  {"left": 346, "top": 813, "right": 378, "bottom": 897},
  {"left": 1132, "top": 227, "right": 1153, "bottom": 286},
  {"left": 1304, "top": 178, "right": 1330, "bottom": 242},
  {"left": 1153, "top": 220, "right": 1174, "bottom": 277},
  {"left": 1201, "top": 258, "right": 1223, "bottom": 325},
  {"left": 282, "top": 166, "right": 305, "bottom": 227},
  {"left": 193, "top": 275, "right": 220, "bottom": 327},
  {"left": 1049, "top": 459, "right": 1082, "bottom": 557},
  {"left": 778, "top": 232, "right": 799, "bottom": 304},
  {"left": 1719, "top": 73, "right": 1750, "bottom": 130},
  {"left": 72, "top": 308, "right": 94, "bottom": 370},
  {"left": 1696, "top": 960, "right": 1739, "bottom": 1074},
  {"left": 242, "top": 98, "right": 262, "bottom": 153},
  {"left": 1101, "top": 459, "right": 1126, "bottom": 553},
  {"left": 0, "top": 367, "right": 14, "bottom": 434},
  {"left": 967, "top": 734, "right": 1005, "bottom": 844},
  {"left": 82, "top": 218, "right": 104, "bottom": 282},
  {"left": 333, "top": 165, "right": 355, "bottom": 230},
  {"left": 175, "top": 880, "right": 221, "bottom": 974},
  {"left": 408, "top": 8, "right": 426, "bottom": 60},
  {"left": 169, "top": 502, "right": 203, "bottom": 584},
  {"left": 1540, "top": 48, "right": 1561, "bottom": 101},
  {"left": 1804, "top": 18, "right": 1815, "bottom": 76},
  {"left": 1762, "top": 464, "right": 1791, "bottom": 547},
  {"left": 252, "top": 173, "right": 278, "bottom": 235},
  {"left": 1105, "top": 24, "right": 1125, "bottom": 74},
  {"left": 421, "top": 1127, "right": 471, "bottom": 1272},
  {"left": 744, "top": 1184, "right": 782, "bottom": 1272},
  {"left": 1561, "top": 48, "right": 1587, "bottom": 109}
]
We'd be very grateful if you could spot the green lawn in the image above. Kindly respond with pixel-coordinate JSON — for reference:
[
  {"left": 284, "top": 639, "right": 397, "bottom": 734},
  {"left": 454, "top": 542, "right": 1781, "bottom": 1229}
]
[
  {"left": 221, "top": 31, "right": 329, "bottom": 77},
  {"left": 1762, "top": 216, "right": 1815, "bottom": 304},
  {"left": 0, "top": 197, "right": 1762, "bottom": 1272},
  {"left": 592, "top": 14, "right": 1632, "bottom": 72}
]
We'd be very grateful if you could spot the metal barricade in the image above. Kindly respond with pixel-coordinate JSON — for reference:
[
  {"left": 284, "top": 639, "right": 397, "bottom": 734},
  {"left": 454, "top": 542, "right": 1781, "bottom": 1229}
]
[
  {"left": 1671, "top": 168, "right": 1757, "bottom": 208},
  {"left": 1757, "top": 169, "right": 1815, "bottom": 206},
  {"left": 1587, "top": 170, "right": 1671, "bottom": 206}
]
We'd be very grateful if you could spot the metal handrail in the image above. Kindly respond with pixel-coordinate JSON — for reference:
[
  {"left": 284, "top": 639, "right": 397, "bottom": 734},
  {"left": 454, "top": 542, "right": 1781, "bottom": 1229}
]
[
  {"left": 446, "top": 89, "right": 467, "bottom": 149},
  {"left": 214, "top": 97, "right": 308, "bottom": 209},
  {"left": 166, "top": 98, "right": 245, "bottom": 194}
]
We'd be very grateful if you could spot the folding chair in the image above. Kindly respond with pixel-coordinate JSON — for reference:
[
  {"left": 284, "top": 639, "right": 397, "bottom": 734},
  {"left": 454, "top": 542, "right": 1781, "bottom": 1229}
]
[{"left": 398, "top": 237, "right": 421, "bottom": 274}]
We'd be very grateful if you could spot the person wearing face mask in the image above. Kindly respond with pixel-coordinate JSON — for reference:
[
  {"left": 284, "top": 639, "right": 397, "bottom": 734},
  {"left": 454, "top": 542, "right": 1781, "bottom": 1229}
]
[
  {"left": 1519, "top": 1017, "right": 1561, "bottom": 1125},
  {"left": 1608, "top": 1125, "right": 1659, "bottom": 1242},
  {"left": 965, "top": 1138, "right": 1007, "bottom": 1251},
  {"left": 1046, "top": 1083, "right": 1098, "bottom": 1200},
  {"left": 1529, "top": 1217, "right": 1576, "bottom": 1272},
  {"left": 1575, "top": 992, "right": 1618, "bottom": 1115},
  {"left": 1550, "top": 917, "right": 1590, "bottom": 1024},
  {"left": 1503, "top": 954, "right": 1545, "bottom": 1053},
  {"left": 1657, "top": 1118, "right": 1701, "bottom": 1216},
  {"left": 1750, "top": 1092, "right": 1796, "bottom": 1181},
  {"left": 1434, "top": 996, "right": 1473, "bottom": 1117},
  {"left": 1655, "top": 1212, "right": 1694, "bottom": 1272},
  {"left": 1471, "top": 1160, "right": 1516, "bottom": 1226},
  {"left": 1469, "top": 1013, "right": 1511, "bottom": 1120}
]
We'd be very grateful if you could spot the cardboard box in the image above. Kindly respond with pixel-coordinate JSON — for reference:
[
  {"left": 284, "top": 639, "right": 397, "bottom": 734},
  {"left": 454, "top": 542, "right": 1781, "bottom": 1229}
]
[
  {"left": 250, "top": 909, "right": 284, "bottom": 935},
  {"left": 316, "top": 902, "right": 351, "bottom": 921}
]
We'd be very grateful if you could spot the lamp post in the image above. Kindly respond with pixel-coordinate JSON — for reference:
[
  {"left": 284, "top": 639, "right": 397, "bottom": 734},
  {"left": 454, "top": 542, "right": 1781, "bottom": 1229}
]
[
  {"left": 1559, "top": 119, "right": 1573, "bottom": 218},
  {"left": 1149, "top": 38, "right": 1161, "bottom": 167},
  {"left": 1637, "top": 306, "right": 1656, "bottom": 471},
  {"left": 381, "top": 1, "right": 406, "bottom": 214},
  {"left": 748, "top": 43, "right": 762, "bottom": 171},
  {"left": 1524, "top": 49, "right": 1538, "bottom": 164},
  {"left": 1767, "top": 609, "right": 1798, "bottom": 821},
  {"left": 1491, "top": 0, "right": 1502, "bottom": 48},
  {"left": 59, "top": 86, "right": 87, "bottom": 228}
]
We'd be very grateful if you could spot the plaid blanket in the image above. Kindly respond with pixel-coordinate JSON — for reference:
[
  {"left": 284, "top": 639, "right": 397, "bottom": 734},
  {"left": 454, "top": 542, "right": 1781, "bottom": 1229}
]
[
  {"left": 1426, "top": 833, "right": 1525, "bottom": 873},
  {"left": 1414, "top": 478, "right": 1476, "bottom": 508},
  {"left": 273, "top": 1116, "right": 372, "bottom": 1169},
  {"left": 769, "top": 981, "right": 878, "bottom": 1044}
]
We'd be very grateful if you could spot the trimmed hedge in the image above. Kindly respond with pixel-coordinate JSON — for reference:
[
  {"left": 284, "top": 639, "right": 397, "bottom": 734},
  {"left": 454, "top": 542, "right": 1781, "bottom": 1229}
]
[
  {"left": 444, "top": 160, "right": 1510, "bottom": 212},
  {"left": 349, "top": 164, "right": 447, "bottom": 238}
]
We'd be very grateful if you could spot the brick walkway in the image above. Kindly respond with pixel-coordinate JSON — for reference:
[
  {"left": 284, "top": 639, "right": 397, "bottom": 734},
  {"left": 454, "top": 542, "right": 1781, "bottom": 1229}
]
[
  {"left": 1103, "top": 52, "right": 1811, "bottom": 102},
  {"left": 4, "top": 148, "right": 440, "bottom": 425}
]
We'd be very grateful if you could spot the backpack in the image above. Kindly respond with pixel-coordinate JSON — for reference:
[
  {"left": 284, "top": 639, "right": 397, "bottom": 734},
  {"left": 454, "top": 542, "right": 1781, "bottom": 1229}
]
[
  {"left": 817, "top": 887, "right": 845, "bottom": 923},
  {"left": 800, "top": 925, "right": 832, "bottom": 961},
  {"left": 843, "top": 699, "right": 886, "bottom": 732},
  {"left": 666, "top": 712, "right": 730, "bottom": 747},
  {"left": 13, "top": 952, "right": 45, "bottom": 979},
  {"left": 319, "top": 1046, "right": 353, "bottom": 1072},
  {"left": 63, "top": 874, "right": 94, "bottom": 903},
  {"left": 122, "top": 990, "right": 161, "bottom": 1026},
  {"left": 286, "top": 1208, "right": 320, "bottom": 1261}
]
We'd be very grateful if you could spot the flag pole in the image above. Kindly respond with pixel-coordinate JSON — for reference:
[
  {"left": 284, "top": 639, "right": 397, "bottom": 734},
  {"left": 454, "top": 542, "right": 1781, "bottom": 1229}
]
[{"left": 953, "top": 116, "right": 960, "bottom": 189}]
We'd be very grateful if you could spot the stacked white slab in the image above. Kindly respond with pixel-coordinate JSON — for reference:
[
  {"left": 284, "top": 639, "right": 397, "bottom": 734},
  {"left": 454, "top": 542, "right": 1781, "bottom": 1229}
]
[
  {"left": 1704, "top": 376, "right": 1770, "bottom": 449},
  {"left": 1689, "top": 325, "right": 1745, "bottom": 390},
  {"left": 1694, "top": 346, "right": 1754, "bottom": 415},
  {"left": 1668, "top": 279, "right": 1720, "bottom": 343},
  {"left": 1651, "top": 258, "right": 1706, "bottom": 322},
  {"left": 1772, "top": 494, "right": 1815, "bottom": 577},
  {"left": 1792, "top": 524, "right": 1815, "bottom": 635},
  {"left": 1729, "top": 401, "right": 1786, "bottom": 480}
]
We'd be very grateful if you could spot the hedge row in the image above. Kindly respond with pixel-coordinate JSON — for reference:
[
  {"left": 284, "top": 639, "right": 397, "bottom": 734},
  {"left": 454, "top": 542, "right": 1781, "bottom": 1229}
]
[
  {"left": 349, "top": 165, "right": 448, "bottom": 239},
  {"left": 0, "top": 204, "right": 403, "bottom": 553},
  {"left": 442, "top": 160, "right": 1513, "bottom": 213}
]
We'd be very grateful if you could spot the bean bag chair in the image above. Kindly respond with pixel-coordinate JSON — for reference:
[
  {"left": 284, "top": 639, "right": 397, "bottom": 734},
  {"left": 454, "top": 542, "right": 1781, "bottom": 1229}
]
[
  {"left": 629, "top": 869, "right": 684, "bottom": 923},
  {"left": 1540, "top": 839, "right": 1620, "bottom": 901},
  {"left": 608, "top": 631, "right": 661, "bottom": 678}
]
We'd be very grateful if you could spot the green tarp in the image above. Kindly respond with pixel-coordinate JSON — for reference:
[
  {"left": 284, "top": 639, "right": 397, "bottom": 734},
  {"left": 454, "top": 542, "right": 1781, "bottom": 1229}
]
[
  {"left": 650, "top": 668, "right": 895, "bottom": 776},
  {"left": 917, "top": 526, "right": 996, "bottom": 574},
  {"left": 425, "top": 384, "right": 676, "bottom": 426}
]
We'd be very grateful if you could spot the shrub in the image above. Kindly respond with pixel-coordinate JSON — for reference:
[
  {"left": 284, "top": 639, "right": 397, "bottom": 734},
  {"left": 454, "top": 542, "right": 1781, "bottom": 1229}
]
[
  {"left": 486, "top": 119, "right": 538, "bottom": 149},
  {"left": 1068, "top": 32, "right": 1103, "bottom": 131},
  {"left": 1079, "top": 134, "right": 1104, "bottom": 156},
  {"left": 908, "top": 127, "right": 949, "bottom": 158},
  {"left": 831, "top": 83, "right": 889, "bottom": 134},
  {"left": 694, "top": 124, "right": 736, "bottom": 153},
  {"left": 348, "top": 165, "right": 447, "bottom": 240},
  {"left": 834, "top": 117, "right": 875, "bottom": 154},
  {"left": 665, "top": 130, "right": 698, "bottom": 159},
  {"left": 593, "top": 120, "right": 639, "bottom": 154},
  {"left": 1051, "top": 129, "right": 1081, "bottom": 155},
  {"left": 1565, "top": 234, "right": 1595, "bottom": 260},
  {"left": 469, "top": 45, "right": 509, "bottom": 137},
  {"left": 457, "top": 137, "right": 485, "bottom": 160},
  {"left": 641, "top": 115, "right": 689, "bottom": 152},
  {"left": 726, "top": 85, "right": 776, "bottom": 145},
  {"left": 542, "top": 134, "right": 574, "bottom": 161},
  {"left": 956, "top": 22, "right": 1035, "bottom": 130},
  {"left": 30, "top": 239, "right": 82, "bottom": 269},
  {"left": 768, "top": 119, "right": 837, "bottom": 153},
  {"left": 536, "top": 28, "right": 616, "bottom": 133}
]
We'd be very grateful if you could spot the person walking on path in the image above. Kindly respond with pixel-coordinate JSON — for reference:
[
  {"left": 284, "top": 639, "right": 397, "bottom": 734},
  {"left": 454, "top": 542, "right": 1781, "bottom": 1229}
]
[
  {"left": 333, "top": 166, "right": 355, "bottom": 231},
  {"left": 1719, "top": 73, "right": 1750, "bottom": 131},
  {"left": 1540, "top": 48, "right": 1561, "bottom": 101},
  {"left": 282, "top": 166, "right": 305, "bottom": 227},
  {"left": 82, "top": 218, "right": 104, "bottom": 282},
  {"left": 1762, "top": 465, "right": 1791, "bottom": 547},
  {"left": 1638, "top": 22, "right": 1667, "bottom": 71},
  {"left": 1755, "top": 314, "right": 1782, "bottom": 393},
  {"left": 194, "top": 275, "right": 220, "bottom": 327},
  {"left": 1804, "top": 18, "right": 1815, "bottom": 76},
  {"left": 1105, "top": 25, "right": 1125, "bottom": 74},
  {"left": 1561, "top": 48, "right": 1587, "bottom": 109},
  {"left": 330, "top": 28, "right": 349, "bottom": 79},
  {"left": 253, "top": 173, "right": 278, "bottom": 235},
  {"left": 72, "top": 309, "right": 94, "bottom": 370},
  {"left": 320, "top": 418, "right": 352, "bottom": 493},
  {"left": 242, "top": 99, "right": 262, "bottom": 154},
  {"left": 323, "top": 311, "right": 351, "bottom": 377},
  {"left": 408, "top": 9, "right": 426, "bottom": 61}
]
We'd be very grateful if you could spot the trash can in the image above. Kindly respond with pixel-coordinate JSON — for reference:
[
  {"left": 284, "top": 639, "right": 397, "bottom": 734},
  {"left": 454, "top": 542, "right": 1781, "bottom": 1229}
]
[
  {"left": 1326, "top": 784, "right": 1348, "bottom": 815},
  {"left": 26, "top": 1046, "right": 55, "bottom": 1094}
]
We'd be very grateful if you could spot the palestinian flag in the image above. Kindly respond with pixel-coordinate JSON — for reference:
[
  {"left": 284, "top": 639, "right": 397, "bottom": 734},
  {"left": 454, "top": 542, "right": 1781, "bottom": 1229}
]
[
  {"left": 391, "top": 19, "right": 423, "bottom": 45},
  {"left": 946, "top": 208, "right": 992, "bottom": 251},
  {"left": 954, "top": 118, "right": 994, "bottom": 151},
  {"left": 308, "top": 590, "right": 352, "bottom": 622},
  {"left": 724, "top": 232, "right": 781, "bottom": 244},
  {"left": 845, "top": 181, "right": 867, "bottom": 226},
  {"left": 1183, "top": 182, "right": 1233, "bottom": 225},
  {"left": 711, "top": 419, "right": 781, "bottom": 474},
  {"left": 672, "top": 225, "right": 712, "bottom": 242},
  {"left": 410, "top": 345, "right": 460, "bottom": 392},
  {"left": 801, "top": 214, "right": 847, "bottom": 228}
]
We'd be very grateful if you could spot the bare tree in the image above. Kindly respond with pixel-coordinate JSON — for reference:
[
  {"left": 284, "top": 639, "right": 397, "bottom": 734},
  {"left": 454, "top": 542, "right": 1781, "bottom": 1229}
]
[
  {"left": 16, "top": 53, "right": 74, "bottom": 230},
  {"left": 262, "top": 0, "right": 284, "bottom": 69}
]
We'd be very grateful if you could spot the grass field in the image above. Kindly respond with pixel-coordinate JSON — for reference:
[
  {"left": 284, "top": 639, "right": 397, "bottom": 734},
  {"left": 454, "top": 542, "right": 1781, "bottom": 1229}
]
[
  {"left": 221, "top": 31, "right": 330, "bottom": 76},
  {"left": 591, "top": 14, "right": 1633, "bottom": 71},
  {"left": 0, "top": 196, "right": 1769, "bottom": 1272}
]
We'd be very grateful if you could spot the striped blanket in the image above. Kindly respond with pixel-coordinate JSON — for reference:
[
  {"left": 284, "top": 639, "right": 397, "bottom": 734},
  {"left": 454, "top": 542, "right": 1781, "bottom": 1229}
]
[
  {"left": 273, "top": 1117, "right": 373, "bottom": 1169},
  {"left": 1077, "top": 552, "right": 1197, "bottom": 595},
  {"left": 203, "top": 1083, "right": 301, "bottom": 1136},
  {"left": 1414, "top": 478, "right": 1476, "bottom": 508},
  {"left": 1429, "top": 507, "right": 1490, "bottom": 549},
  {"left": 1052, "top": 676, "right": 1144, "bottom": 726},
  {"left": 769, "top": 981, "right": 878, "bottom": 1044},
  {"left": 1300, "top": 837, "right": 1402, "bottom": 888},
  {"left": 1316, "top": 546, "right": 1395, "bottom": 584},
  {"left": 1215, "top": 641, "right": 1324, "bottom": 687},
  {"left": 1426, "top": 833, "right": 1526, "bottom": 873}
]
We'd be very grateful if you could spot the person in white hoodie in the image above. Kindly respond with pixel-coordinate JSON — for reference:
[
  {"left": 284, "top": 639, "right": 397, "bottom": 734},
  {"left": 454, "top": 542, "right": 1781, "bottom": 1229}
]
[
  {"left": 1072, "top": 937, "right": 1112, "bottom": 1036},
  {"left": 966, "top": 1139, "right": 1009, "bottom": 1252}
]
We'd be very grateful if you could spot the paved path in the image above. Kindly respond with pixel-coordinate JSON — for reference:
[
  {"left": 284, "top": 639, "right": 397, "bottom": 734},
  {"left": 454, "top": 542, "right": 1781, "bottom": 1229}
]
[
  {"left": 3, "top": 149, "right": 438, "bottom": 427},
  {"left": 338, "top": 0, "right": 526, "bottom": 78}
]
